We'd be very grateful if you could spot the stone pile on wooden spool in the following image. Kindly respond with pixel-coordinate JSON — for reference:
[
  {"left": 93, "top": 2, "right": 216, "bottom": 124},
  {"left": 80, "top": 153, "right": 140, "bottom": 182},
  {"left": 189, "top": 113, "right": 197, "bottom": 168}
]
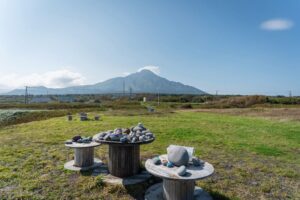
[
  {"left": 95, "top": 123, "right": 155, "bottom": 143},
  {"left": 65, "top": 135, "right": 93, "bottom": 144}
]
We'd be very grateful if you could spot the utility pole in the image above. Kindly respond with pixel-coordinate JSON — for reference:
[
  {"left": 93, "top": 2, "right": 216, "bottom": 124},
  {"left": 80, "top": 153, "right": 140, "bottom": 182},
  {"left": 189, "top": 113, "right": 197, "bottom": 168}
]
[
  {"left": 129, "top": 87, "right": 132, "bottom": 99},
  {"left": 123, "top": 80, "right": 125, "bottom": 96},
  {"left": 24, "top": 86, "right": 29, "bottom": 104},
  {"left": 289, "top": 90, "right": 292, "bottom": 98},
  {"left": 157, "top": 90, "right": 160, "bottom": 106}
]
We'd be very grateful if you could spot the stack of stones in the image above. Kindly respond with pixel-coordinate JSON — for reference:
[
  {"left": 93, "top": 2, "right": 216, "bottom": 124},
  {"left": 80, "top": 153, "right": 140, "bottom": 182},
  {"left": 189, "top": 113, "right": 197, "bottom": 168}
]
[
  {"left": 65, "top": 135, "right": 93, "bottom": 144},
  {"left": 152, "top": 146, "right": 204, "bottom": 176},
  {"left": 96, "top": 123, "right": 155, "bottom": 143}
]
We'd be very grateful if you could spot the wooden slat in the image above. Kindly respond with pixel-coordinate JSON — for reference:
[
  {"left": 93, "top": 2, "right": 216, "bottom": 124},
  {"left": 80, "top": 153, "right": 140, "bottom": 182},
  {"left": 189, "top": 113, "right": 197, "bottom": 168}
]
[
  {"left": 163, "top": 179, "right": 195, "bottom": 200},
  {"left": 74, "top": 147, "right": 94, "bottom": 167},
  {"left": 108, "top": 145, "right": 140, "bottom": 177}
]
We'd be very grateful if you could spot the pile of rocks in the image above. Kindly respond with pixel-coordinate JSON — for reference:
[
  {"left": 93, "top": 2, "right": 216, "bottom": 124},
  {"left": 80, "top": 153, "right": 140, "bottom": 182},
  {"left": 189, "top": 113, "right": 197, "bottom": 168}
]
[
  {"left": 152, "top": 146, "right": 204, "bottom": 176},
  {"left": 96, "top": 123, "right": 155, "bottom": 143},
  {"left": 65, "top": 135, "right": 93, "bottom": 144}
]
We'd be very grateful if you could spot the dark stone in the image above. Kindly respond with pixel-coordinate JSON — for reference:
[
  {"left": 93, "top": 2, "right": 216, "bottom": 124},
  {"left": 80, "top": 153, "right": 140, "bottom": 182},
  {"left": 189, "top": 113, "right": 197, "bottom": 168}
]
[
  {"left": 167, "top": 162, "right": 174, "bottom": 168},
  {"left": 123, "top": 128, "right": 130, "bottom": 134},
  {"left": 152, "top": 157, "right": 161, "bottom": 165},
  {"left": 104, "top": 134, "right": 111, "bottom": 141},
  {"left": 72, "top": 135, "right": 82, "bottom": 142}
]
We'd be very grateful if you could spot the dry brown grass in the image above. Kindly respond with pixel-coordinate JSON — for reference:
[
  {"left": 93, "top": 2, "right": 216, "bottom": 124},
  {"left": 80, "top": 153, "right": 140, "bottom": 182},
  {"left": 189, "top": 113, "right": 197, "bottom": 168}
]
[{"left": 185, "top": 108, "right": 300, "bottom": 122}]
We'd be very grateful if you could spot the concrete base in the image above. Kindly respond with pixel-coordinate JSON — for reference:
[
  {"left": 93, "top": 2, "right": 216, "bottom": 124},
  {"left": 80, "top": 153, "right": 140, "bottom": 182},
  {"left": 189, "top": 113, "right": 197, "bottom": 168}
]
[
  {"left": 64, "top": 158, "right": 103, "bottom": 171},
  {"left": 92, "top": 165, "right": 152, "bottom": 186},
  {"left": 145, "top": 183, "right": 212, "bottom": 200}
]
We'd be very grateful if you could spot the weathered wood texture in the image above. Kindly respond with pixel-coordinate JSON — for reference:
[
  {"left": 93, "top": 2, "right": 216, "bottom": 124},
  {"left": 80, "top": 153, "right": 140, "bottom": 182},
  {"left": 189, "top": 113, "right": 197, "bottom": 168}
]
[
  {"left": 163, "top": 179, "right": 195, "bottom": 200},
  {"left": 74, "top": 147, "right": 94, "bottom": 167},
  {"left": 108, "top": 144, "right": 140, "bottom": 177}
]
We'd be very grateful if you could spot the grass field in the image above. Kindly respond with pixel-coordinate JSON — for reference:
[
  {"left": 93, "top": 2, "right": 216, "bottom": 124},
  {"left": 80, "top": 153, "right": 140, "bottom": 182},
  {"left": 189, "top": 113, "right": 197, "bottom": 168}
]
[{"left": 0, "top": 110, "right": 299, "bottom": 199}]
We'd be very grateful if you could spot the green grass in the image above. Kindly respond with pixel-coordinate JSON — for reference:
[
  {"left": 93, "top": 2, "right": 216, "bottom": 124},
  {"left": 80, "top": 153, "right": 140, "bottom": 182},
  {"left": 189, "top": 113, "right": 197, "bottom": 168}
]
[{"left": 0, "top": 111, "right": 299, "bottom": 199}]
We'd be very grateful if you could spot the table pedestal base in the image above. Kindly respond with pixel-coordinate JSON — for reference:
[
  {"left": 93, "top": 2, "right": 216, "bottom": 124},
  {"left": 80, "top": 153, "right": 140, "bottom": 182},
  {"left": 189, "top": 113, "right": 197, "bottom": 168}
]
[
  {"left": 64, "top": 158, "right": 103, "bottom": 171},
  {"left": 145, "top": 183, "right": 212, "bottom": 200},
  {"left": 108, "top": 145, "right": 140, "bottom": 177}
]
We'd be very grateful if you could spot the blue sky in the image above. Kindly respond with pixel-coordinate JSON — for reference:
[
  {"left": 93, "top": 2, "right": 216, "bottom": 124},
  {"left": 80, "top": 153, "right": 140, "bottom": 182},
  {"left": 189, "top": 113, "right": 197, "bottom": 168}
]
[{"left": 0, "top": 0, "right": 299, "bottom": 95}]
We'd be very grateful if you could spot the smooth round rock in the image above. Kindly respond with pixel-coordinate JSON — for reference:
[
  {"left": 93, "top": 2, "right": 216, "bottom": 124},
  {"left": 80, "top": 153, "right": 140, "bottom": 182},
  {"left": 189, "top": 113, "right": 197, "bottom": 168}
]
[
  {"left": 167, "top": 146, "right": 189, "bottom": 167},
  {"left": 177, "top": 165, "right": 187, "bottom": 176}
]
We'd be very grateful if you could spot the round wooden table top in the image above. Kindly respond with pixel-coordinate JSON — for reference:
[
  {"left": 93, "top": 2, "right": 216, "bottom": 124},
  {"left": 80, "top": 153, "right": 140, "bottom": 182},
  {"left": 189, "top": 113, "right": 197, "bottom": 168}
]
[
  {"left": 65, "top": 141, "right": 101, "bottom": 148},
  {"left": 145, "top": 154, "right": 214, "bottom": 181}
]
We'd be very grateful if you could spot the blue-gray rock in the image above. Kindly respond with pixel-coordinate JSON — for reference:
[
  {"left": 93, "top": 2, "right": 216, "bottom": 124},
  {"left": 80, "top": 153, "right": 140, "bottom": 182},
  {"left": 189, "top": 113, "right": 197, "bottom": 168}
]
[
  {"left": 146, "top": 132, "right": 153, "bottom": 138},
  {"left": 152, "top": 157, "right": 161, "bottom": 165},
  {"left": 167, "top": 146, "right": 189, "bottom": 167},
  {"left": 167, "top": 162, "right": 174, "bottom": 168},
  {"left": 110, "top": 134, "right": 121, "bottom": 141},
  {"left": 131, "top": 137, "right": 137, "bottom": 143},
  {"left": 133, "top": 126, "right": 143, "bottom": 132},
  {"left": 177, "top": 166, "right": 187, "bottom": 176},
  {"left": 192, "top": 157, "right": 204, "bottom": 166},
  {"left": 139, "top": 135, "right": 146, "bottom": 142},
  {"left": 120, "top": 136, "right": 128, "bottom": 143}
]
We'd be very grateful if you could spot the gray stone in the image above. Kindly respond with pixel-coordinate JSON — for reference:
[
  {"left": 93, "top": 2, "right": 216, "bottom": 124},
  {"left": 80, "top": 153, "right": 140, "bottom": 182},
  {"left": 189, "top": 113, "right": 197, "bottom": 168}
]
[
  {"left": 139, "top": 135, "right": 146, "bottom": 142},
  {"left": 110, "top": 134, "right": 121, "bottom": 141},
  {"left": 114, "top": 128, "right": 122, "bottom": 134},
  {"left": 192, "top": 157, "right": 204, "bottom": 166},
  {"left": 104, "top": 134, "right": 111, "bottom": 141},
  {"left": 167, "top": 146, "right": 189, "bottom": 167},
  {"left": 177, "top": 165, "right": 187, "bottom": 176},
  {"left": 152, "top": 157, "right": 161, "bottom": 165},
  {"left": 120, "top": 136, "right": 128, "bottom": 143},
  {"left": 146, "top": 132, "right": 154, "bottom": 138}
]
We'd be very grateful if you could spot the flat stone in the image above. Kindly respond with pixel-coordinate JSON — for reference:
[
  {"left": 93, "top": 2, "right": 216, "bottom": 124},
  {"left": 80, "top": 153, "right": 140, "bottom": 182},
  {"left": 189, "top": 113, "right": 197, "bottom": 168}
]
[{"left": 144, "top": 183, "right": 212, "bottom": 200}]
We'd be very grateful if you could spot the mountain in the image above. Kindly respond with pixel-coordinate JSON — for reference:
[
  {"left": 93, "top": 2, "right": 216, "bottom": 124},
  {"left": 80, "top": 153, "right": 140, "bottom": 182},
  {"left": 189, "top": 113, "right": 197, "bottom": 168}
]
[{"left": 5, "top": 70, "right": 206, "bottom": 95}]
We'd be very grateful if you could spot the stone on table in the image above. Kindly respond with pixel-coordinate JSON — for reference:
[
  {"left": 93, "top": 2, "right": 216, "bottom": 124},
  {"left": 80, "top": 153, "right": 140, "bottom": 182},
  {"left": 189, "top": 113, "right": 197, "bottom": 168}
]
[
  {"left": 166, "top": 162, "right": 174, "bottom": 168},
  {"left": 72, "top": 135, "right": 82, "bottom": 142},
  {"left": 177, "top": 165, "right": 187, "bottom": 176},
  {"left": 152, "top": 157, "right": 161, "bottom": 165},
  {"left": 167, "top": 146, "right": 189, "bottom": 167}
]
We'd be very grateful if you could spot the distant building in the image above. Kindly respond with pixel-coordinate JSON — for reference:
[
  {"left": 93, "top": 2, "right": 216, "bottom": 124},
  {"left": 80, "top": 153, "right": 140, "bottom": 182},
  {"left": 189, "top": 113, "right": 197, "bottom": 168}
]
[
  {"left": 29, "top": 96, "right": 52, "bottom": 103},
  {"left": 143, "top": 97, "right": 147, "bottom": 102},
  {"left": 57, "top": 96, "right": 74, "bottom": 103}
]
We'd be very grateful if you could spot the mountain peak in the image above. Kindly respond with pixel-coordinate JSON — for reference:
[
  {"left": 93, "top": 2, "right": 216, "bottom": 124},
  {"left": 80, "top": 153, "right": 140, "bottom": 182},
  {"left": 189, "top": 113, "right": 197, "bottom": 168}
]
[{"left": 5, "top": 70, "right": 206, "bottom": 95}]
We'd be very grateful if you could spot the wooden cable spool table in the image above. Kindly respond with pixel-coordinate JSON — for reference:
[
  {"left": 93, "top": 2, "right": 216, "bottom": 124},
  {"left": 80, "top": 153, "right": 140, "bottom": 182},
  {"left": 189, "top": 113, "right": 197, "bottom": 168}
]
[
  {"left": 64, "top": 142, "right": 102, "bottom": 171},
  {"left": 94, "top": 138, "right": 155, "bottom": 178},
  {"left": 145, "top": 154, "right": 214, "bottom": 200}
]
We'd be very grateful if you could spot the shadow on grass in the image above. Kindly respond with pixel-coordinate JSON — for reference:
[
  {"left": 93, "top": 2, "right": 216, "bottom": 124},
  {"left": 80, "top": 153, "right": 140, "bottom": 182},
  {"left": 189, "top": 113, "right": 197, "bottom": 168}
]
[{"left": 209, "top": 190, "right": 233, "bottom": 200}]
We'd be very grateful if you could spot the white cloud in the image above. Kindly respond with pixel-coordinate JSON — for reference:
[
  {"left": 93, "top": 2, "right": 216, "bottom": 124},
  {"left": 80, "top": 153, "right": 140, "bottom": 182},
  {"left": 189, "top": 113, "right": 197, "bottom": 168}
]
[
  {"left": 0, "top": 69, "right": 85, "bottom": 89},
  {"left": 260, "top": 19, "right": 294, "bottom": 31},
  {"left": 137, "top": 65, "right": 160, "bottom": 75}
]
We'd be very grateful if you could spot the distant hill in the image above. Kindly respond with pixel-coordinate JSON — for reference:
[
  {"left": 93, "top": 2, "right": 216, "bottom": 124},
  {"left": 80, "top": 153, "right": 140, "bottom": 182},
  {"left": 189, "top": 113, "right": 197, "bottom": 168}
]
[{"left": 5, "top": 70, "right": 206, "bottom": 95}]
